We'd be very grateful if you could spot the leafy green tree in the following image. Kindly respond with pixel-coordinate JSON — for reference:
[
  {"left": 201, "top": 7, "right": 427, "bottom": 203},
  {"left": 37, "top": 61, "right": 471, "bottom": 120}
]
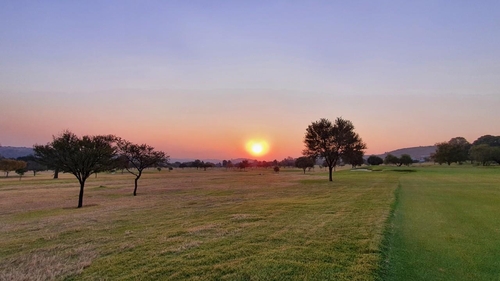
[
  {"left": 384, "top": 154, "right": 400, "bottom": 165},
  {"left": 448, "top": 137, "right": 471, "bottom": 164},
  {"left": 117, "top": 140, "right": 168, "bottom": 196},
  {"left": 472, "top": 135, "right": 500, "bottom": 147},
  {"left": 432, "top": 142, "right": 453, "bottom": 165},
  {"left": 303, "top": 117, "right": 366, "bottom": 181},
  {"left": 295, "top": 156, "right": 315, "bottom": 174},
  {"left": 34, "top": 131, "right": 117, "bottom": 208},
  {"left": 399, "top": 154, "right": 413, "bottom": 166},
  {"left": 367, "top": 155, "right": 383, "bottom": 165},
  {"left": 433, "top": 137, "right": 471, "bottom": 165},
  {"left": 0, "top": 159, "right": 27, "bottom": 177},
  {"left": 469, "top": 144, "right": 495, "bottom": 166}
]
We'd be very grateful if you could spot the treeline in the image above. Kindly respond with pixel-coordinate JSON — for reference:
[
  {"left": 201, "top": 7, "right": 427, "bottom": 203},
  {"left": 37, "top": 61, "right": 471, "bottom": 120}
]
[
  {"left": 365, "top": 154, "right": 415, "bottom": 166},
  {"left": 431, "top": 135, "right": 500, "bottom": 166}
]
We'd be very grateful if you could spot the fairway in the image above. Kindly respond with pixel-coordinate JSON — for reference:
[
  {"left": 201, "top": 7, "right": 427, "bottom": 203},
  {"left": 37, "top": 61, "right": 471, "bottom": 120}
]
[
  {"left": 381, "top": 165, "right": 500, "bottom": 280},
  {"left": 0, "top": 168, "right": 397, "bottom": 280},
  {"left": 2, "top": 165, "right": 499, "bottom": 280}
]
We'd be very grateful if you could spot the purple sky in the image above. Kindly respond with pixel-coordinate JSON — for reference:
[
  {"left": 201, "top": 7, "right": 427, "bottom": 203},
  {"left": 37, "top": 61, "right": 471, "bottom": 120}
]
[{"left": 1, "top": 1, "right": 499, "bottom": 159}]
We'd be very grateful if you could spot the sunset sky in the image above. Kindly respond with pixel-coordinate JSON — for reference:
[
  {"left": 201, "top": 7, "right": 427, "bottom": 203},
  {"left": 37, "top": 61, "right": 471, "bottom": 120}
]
[{"left": 1, "top": 1, "right": 499, "bottom": 160}]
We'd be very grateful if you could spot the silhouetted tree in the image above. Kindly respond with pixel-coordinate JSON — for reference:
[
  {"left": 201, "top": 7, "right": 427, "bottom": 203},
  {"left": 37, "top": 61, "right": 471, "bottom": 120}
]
[
  {"left": 472, "top": 135, "right": 500, "bottom": 147},
  {"left": 367, "top": 155, "right": 383, "bottom": 165},
  {"left": 33, "top": 131, "right": 117, "bottom": 208},
  {"left": 343, "top": 149, "right": 365, "bottom": 168},
  {"left": 193, "top": 159, "right": 202, "bottom": 170},
  {"left": 303, "top": 117, "right": 366, "bottom": 181},
  {"left": 17, "top": 155, "right": 47, "bottom": 176},
  {"left": 295, "top": 156, "right": 315, "bottom": 174},
  {"left": 117, "top": 140, "right": 168, "bottom": 196},
  {"left": 384, "top": 154, "right": 400, "bottom": 165},
  {"left": 238, "top": 160, "right": 250, "bottom": 170},
  {"left": 399, "top": 154, "right": 413, "bottom": 166}
]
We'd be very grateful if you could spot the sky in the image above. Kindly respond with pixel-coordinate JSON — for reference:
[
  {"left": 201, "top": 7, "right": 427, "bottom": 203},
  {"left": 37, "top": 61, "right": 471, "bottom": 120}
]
[{"left": 1, "top": 1, "right": 499, "bottom": 160}]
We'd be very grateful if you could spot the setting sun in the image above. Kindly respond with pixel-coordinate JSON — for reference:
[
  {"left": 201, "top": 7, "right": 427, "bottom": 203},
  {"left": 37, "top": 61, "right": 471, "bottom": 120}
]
[
  {"left": 245, "top": 140, "right": 270, "bottom": 157},
  {"left": 252, "top": 143, "right": 263, "bottom": 154}
]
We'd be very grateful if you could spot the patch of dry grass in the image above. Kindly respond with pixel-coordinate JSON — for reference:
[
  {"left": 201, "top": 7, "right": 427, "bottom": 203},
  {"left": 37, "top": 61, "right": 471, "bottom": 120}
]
[{"left": 0, "top": 167, "right": 397, "bottom": 280}]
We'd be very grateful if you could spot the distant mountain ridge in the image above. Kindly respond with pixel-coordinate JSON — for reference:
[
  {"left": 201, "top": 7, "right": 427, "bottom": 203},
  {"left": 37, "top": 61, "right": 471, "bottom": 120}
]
[
  {"left": 0, "top": 146, "right": 34, "bottom": 159},
  {"left": 375, "top": 145, "right": 437, "bottom": 161}
]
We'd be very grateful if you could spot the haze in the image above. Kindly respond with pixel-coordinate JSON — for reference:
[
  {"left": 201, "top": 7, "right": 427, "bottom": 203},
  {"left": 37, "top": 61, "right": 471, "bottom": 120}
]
[{"left": 1, "top": 1, "right": 499, "bottom": 160}]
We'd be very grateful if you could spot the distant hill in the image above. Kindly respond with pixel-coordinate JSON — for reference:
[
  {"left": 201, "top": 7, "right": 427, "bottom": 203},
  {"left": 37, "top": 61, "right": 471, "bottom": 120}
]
[
  {"left": 375, "top": 145, "right": 436, "bottom": 161},
  {"left": 1, "top": 145, "right": 437, "bottom": 163},
  {"left": 0, "top": 146, "right": 34, "bottom": 159}
]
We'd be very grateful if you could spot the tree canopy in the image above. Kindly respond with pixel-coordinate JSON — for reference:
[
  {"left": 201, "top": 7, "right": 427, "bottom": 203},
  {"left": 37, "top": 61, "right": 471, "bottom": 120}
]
[
  {"left": 295, "top": 156, "right": 315, "bottom": 174},
  {"left": 117, "top": 140, "right": 168, "bottom": 196},
  {"left": 367, "top": 155, "right": 383, "bottom": 166},
  {"left": 303, "top": 117, "right": 366, "bottom": 181},
  {"left": 33, "top": 131, "right": 117, "bottom": 208},
  {"left": 0, "top": 159, "right": 27, "bottom": 177},
  {"left": 432, "top": 137, "right": 471, "bottom": 165}
]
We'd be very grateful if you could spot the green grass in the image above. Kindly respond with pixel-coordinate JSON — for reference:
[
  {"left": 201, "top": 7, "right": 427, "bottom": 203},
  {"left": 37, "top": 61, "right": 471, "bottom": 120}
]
[
  {"left": 381, "top": 165, "right": 500, "bottom": 280},
  {"left": 1, "top": 165, "right": 499, "bottom": 280}
]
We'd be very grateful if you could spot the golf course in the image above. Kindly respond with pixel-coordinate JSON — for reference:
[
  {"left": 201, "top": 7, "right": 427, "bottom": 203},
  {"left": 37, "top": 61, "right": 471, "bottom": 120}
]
[{"left": 1, "top": 164, "right": 498, "bottom": 280}]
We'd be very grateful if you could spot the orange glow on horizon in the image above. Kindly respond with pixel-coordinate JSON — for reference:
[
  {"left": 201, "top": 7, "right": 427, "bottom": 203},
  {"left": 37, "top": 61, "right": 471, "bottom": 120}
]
[{"left": 245, "top": 139, "right": 270, "bottom": 157}]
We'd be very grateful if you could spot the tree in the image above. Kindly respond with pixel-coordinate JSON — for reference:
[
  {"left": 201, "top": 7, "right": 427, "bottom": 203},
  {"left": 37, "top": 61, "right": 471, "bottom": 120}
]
[
  {"left": 0, "top": 159, "right": 27, "bottom": 177},
  {"left": 15, "top": 162, "right": 27, "bottom": 180},
  {"left": 33, "top": 131, "right": 117, "bottom": 208},
  {"left": 472, "top": 135, "right": 500, "bottom": 147},
  {"left": 399, "top": 154, "right": 413, "bottom": 166},
  {"left": 279, "top": 157, "right": 295, "bottom": 168},
  {"left": 117, "top": 140, "right": 168, "bottom": 196},
  {"left": 433, "top": 137, "right": 471, "bottom": 165},
  {"left": 303, "top": 117, "right": 366, "bottom": 181},
  {"left": 448, "top": 137, "right": 471, "bottom": 164},
  {"left": 384, "top": 154, "right": 399, "bottom": 165},
  {"left": 193, "top": 159, "right": 202, "bottom": 170},
  {"left": 367, "top": 155, "right": 383, "bottom": 165},
  {"left": 17, "top": 155, "right": 47, "bottom": 176},
  {"left": 295, "top": 156, "right": 315, "bottom": 174},
  {"left": 343, "top": 149, "right": 365, "bottom": 168},
  {"left": 237, "top": 160, "right": 249, "bottom": 170},
  {"left": 469, "top": 144, "right": 494, "bottom": 166}
]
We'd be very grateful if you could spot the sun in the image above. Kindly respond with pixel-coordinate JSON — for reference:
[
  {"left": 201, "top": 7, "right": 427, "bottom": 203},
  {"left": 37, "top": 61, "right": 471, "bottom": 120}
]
[
  {"left": 252, "top": 143, "right": 263, "bottom": 154},
  {"left": 245, "top": 140, "right": 269, "bottom": 157}
]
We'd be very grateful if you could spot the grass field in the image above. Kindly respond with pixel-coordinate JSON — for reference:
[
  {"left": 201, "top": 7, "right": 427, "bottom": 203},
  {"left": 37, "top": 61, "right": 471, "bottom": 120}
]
[
  {"left": 381, "top": 165, "right": 500, "bottom": 281},
  {"left": 1, "top": 165, "right": 499, "bottom": 280}
]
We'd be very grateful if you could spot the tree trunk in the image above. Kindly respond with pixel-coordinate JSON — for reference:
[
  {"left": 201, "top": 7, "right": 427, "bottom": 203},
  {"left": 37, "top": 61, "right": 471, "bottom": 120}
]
[
  {"left": 33, "top": 170, "right": 36, "bottom": 176},
  {"left": 328, "top": 166, "right": 333, "bottom": 181},
  {"left": 78, "top": 180, "right": 85, "bottom": 208},
  {"left": 133, "top": 177, "right": 139, "bottom": 196},
  {"left": 54, "top": 168, "right": 59, "bottom": 179},
  {"left": 303, "top": 168, "right": 306, "bottom": 174}
]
